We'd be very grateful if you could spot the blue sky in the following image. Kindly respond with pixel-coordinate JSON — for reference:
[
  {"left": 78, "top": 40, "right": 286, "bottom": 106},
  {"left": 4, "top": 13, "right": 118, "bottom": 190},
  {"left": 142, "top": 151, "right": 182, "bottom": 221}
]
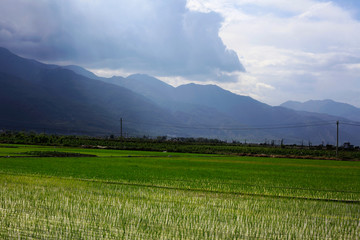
[
  {"left": 331, "top": 0, "right": 360, "bottom": 16},
  {"left": 0, "top": 0, "right": 360, "bottom": 107}
]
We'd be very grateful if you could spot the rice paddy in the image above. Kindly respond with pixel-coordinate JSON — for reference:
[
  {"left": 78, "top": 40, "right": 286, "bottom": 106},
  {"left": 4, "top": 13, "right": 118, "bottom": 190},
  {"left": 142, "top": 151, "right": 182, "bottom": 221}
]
[{"left": 0, "top": 144, "right": 359, "bottom": 239}]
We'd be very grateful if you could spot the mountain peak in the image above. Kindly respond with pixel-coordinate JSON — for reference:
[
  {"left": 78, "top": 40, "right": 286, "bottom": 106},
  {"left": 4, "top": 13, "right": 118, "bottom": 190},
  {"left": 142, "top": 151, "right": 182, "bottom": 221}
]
[{"left": 126, "top": 74, "right": 174, "bottom": 89}]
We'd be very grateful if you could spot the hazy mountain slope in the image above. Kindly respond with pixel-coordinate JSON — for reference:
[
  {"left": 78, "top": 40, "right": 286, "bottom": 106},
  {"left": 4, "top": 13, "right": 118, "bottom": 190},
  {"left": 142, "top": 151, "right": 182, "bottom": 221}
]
[
  {"left": 174, "top": 83, "right": 270, "bottom": 125},
  {"left": 39, "top": 68, "right": 172, "bottom": 125},
  {"left": 112, "top": 75, "right": 353, "bottom": 144},
  {"left": 63, "top": 65, "right": 103, "bottom": 81},
  {"left": 0, "top": 47, "right": 57, "bottom": 82},
  {"left": 0, "top": 71, "right": 116, "bottom": 134},
  {"left": 2, "top": 47, "right": 359, "bottom": 144},
  {"left": 63, "top": 63, "right": 359, "bottom": 144},
  {"left": 281, "top": 100, "right": 360, "bottom": 122},
  {"left": 0, "top": 50, "right": 240, "bottom": 138},
  {"left": 113, "top": 74, "right": 176, "bottom": 106},
  {"left": 0, "top": 72, "right": 59, "bottom": 126},
  {"left": 73, "top": 71, "right": 240, "bottom": 127},
  {"left": 0, "top": 48, "right": 180, "bottom": 135},
  {"left": 63, "top": 68, "right": 176, "bottom": 106},
  {"left": 64, "top": 67, "right": 267, "bottom": 122}
]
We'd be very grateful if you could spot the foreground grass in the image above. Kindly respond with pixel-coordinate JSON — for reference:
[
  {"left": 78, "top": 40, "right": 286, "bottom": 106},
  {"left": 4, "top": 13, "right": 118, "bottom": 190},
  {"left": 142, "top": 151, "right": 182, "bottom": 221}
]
[
  {"left": 0, "top": 144, "right": 360, "bottom": 238},
  {"left": 1, "top": 174, "right": 359, "bottom": 239}
]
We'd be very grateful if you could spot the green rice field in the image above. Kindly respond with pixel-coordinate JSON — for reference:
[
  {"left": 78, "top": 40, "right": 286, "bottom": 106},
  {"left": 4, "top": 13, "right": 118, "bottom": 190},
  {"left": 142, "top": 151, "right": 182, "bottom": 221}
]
[{"left": 0, "top": 144, "right": 359, "bottom": 239}]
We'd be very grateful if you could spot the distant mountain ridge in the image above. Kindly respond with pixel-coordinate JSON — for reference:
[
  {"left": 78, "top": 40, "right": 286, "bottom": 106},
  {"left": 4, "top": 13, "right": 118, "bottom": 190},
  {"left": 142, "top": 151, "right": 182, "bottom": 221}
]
[
  {"left": 281, "top": 100, "right": 360, "bottom": 122},
  {"left": 1, "top": 46, "right": 360, "bottom": 144},
  {"left": 65, "top": 61, "right": 360, "bottom": 144},
  {"left": 0, "top": 47, "right": 180, "bottom": 136}
]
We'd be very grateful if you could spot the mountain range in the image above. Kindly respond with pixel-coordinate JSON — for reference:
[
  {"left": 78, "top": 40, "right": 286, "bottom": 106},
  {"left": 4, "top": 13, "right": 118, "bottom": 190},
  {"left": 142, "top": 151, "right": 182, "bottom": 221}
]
[
  {"left": 1, "top": 47, "right": 359, "bottom": 145},
  {"left": 281, "top": 100, "right": 360, "bottom": 122}
]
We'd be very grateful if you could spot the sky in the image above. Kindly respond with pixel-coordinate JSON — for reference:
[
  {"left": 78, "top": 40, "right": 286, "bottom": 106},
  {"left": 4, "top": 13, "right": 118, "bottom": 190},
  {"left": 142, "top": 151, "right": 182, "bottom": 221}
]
[{"left": 0, "top": 0, "right": 360, "bottom": 107}]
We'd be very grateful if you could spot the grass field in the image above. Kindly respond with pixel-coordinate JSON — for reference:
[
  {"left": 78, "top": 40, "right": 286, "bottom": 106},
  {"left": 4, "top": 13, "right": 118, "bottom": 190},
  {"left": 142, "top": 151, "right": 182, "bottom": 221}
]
[{"left": 0, "top": 144, "right": 359, "bottom": 239}]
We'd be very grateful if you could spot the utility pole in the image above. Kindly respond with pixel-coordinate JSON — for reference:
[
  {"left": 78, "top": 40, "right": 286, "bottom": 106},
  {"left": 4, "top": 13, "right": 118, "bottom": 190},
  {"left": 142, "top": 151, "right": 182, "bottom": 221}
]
[
  {"left": 120, "top": 118, "right": 123, "bottom": 138},
  {"left": 336, "top": 120, "right": 339, "bottom": 158}
]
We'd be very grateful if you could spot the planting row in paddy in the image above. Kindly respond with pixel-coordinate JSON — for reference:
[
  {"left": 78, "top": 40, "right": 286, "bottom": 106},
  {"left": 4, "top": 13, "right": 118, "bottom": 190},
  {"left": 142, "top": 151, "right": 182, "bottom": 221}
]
[
  {"left": 1, "top": 144, "right": 359, "bottom": 201},
  {"left": 1, "top": 174, "right": 359, "bottom": 239}
]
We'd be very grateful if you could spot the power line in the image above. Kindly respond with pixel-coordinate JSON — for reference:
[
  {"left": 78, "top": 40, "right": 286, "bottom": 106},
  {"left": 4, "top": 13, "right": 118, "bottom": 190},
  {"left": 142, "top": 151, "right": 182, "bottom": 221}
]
[
  {"left": 0, "top": 116, "right": 345, "bottom": 132},
  {"left": 2, "top": 117, "right": 358, "bottom": 138},
  {"left": 123, "top": 119, "right": 335, "bottom": 131},
  {"left": 0, "top": 118, "right": 336, "bottom": 133},
  {"left": 342, "top": 122, "right": 360, "bottom": 127}
]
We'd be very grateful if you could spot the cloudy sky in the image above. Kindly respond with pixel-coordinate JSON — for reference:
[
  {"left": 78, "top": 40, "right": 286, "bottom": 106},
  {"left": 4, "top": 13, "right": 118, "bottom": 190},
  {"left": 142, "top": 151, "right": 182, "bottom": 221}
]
[{"left": 1, "top": 0, "right": 360, "bottom": 107}]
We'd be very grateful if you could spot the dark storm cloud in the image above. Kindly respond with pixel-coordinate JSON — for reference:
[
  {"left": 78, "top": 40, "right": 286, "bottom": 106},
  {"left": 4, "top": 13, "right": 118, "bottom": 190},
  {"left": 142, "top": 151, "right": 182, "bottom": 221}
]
[{"left": 0, "top": 0, "right": 244, "bottom": 81}]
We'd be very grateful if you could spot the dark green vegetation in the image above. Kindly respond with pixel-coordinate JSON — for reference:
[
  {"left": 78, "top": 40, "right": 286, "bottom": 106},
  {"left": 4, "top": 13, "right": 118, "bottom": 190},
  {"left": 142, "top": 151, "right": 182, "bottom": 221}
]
[
  {"left": 1, "top": 144, "right": 359, "bottom": 238},
  {"left": 23, "top": 150, "right": 97, "bottom": 157},
  {"left": 1, "top": 131, "right": 360, "bottom": 160}
]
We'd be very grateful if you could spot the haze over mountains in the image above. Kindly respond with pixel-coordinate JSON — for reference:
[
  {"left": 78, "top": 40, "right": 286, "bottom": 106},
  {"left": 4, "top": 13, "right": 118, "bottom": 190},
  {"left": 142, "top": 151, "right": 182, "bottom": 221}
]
[
  {"left": 281, "top": 100, "right": 360, "bottom": 122},
  {"left": 1, "top": 47, "right": 359, "bottom": 145}
]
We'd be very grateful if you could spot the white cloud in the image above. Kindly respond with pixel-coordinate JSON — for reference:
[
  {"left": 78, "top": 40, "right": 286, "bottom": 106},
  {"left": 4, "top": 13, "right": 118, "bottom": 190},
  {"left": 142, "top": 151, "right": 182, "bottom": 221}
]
[
  {"left": 344, "top": 63, "right": 360, "bottom": 70},
  {"left": 186, "top": 0, "right": 360, "bottom": 107},
  {"left": 89, "top": 68, "right": 134, "bottom": 79}
]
